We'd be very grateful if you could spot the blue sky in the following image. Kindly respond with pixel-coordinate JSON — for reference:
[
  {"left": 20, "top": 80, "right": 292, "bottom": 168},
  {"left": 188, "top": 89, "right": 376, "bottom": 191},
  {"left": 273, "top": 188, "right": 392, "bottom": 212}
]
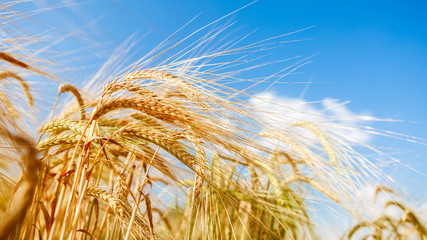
[{"left": 26, "top": 0, "right": 427, "bottom": 205}]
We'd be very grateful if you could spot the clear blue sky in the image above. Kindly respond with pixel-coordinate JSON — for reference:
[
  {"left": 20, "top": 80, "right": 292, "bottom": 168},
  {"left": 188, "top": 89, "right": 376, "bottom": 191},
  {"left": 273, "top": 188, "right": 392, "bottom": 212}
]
[{"left": 26, "top": 0, "right": 427, "bottom": 201}]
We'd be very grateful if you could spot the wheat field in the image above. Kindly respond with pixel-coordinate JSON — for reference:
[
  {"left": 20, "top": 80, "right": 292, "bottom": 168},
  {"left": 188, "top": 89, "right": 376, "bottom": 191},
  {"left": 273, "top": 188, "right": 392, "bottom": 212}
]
[{"left": 0, "top": 1, "right": 425, "bottom": 240}]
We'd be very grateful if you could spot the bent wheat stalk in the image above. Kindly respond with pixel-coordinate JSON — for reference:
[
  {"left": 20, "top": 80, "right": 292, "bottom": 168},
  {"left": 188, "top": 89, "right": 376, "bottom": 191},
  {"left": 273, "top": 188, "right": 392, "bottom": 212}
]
[
  {"left": 0, "top": 131, "right": 41, "bottom": 239},
  {"left": 0, "top": 71, "right": 33, "bottom": 106}
]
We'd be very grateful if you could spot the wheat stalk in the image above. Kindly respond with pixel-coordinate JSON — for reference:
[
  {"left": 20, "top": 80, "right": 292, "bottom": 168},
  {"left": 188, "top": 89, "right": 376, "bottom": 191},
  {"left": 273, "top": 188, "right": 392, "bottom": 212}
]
[{"left": 118, "top": 126, "right": 196, "bottom": 166}]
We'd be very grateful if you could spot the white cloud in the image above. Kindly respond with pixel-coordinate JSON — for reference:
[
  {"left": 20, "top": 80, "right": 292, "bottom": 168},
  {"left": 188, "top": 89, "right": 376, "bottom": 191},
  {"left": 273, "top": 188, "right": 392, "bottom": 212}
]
[{"left": 249, "top": 92, "right": 372, "bottom": 144}]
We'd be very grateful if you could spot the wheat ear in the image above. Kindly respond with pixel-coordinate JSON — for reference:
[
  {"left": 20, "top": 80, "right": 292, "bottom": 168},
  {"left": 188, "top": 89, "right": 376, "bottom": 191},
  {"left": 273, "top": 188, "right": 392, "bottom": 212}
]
[
  {"left": 93, "top": 95, "right": 192, "bottom": 123},
  {"left": 185, "top": 129, "right": 206, "bottom": 197},
  {"left": 41, "top": 118, "right": 86, "bottom": 135},
  {"left": 0, "top": 89, "right": 19, "bottom": 117},
  {"left": 292, "top": 122, "right": 337, "bottom": 165},
  {"left": 37, "top": 132, "right": 80, "bottom": 150},
  {"left": 125, "top": 69, "right": 202, "bottom": 100},
  {"left": 284, "top": 175, "right": 339, "bottom": 203},
  {"left": 86, "top": 186, "right": 156, "bottom": 239}
]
